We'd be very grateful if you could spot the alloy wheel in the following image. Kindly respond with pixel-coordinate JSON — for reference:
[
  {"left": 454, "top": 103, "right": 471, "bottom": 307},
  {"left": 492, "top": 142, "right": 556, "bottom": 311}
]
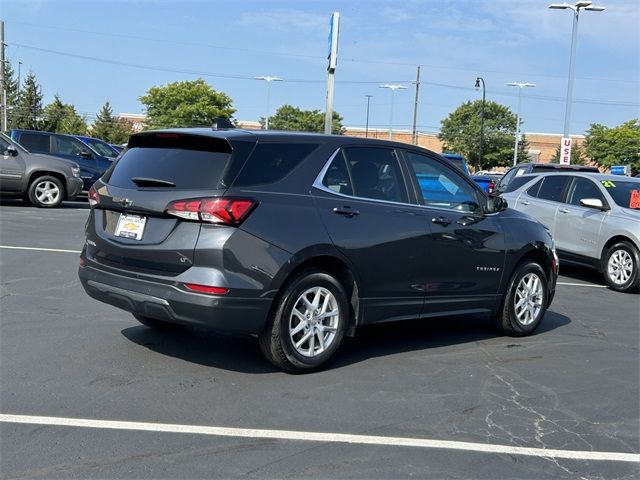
[
  {"left": 289, "top": 286, "right": 340, "bottom": 358},
  {"left": 514, "top": 272, "right": 544, "bottom": 326}
]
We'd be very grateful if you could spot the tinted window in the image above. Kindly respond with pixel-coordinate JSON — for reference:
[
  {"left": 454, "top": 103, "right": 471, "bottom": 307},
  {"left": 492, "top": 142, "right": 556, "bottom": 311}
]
[
  {"left": 342, "top": 147, "right": 408, "bottom": 203},
  {"left": 56, "top": 136, "right": 88, "bottom": 156},
  {"left": 404, "top": 151, "right": 481, "bottom": 213},
  {"left": 498, "top": 167, "right": 518, "bottom": 189},
  {"left": 321, "top": 151, "right": 353, "bottom": 196},
  {"left": 106, "top": 148, "right": 231, "bottom": 189},
  {"left": 0, "top": 137, "right": 10, "bottom": 152},
  {"left": 233, "top": 143, "right": 318, "bottom": 187},
  {"left": 535, "top": 176, "right": 569, "bottom": 202},
  {"left": 526, "top": 178, "right": 543, "bottom": 197},
  {"left": 504, "top": 175, "right": 538, "bottom": 193},
  {"left": 18, "top": 133, "right": 50, "bottom": 153},
  {"left": 567, "top": 178, "right": 604, "bottom": 206},
  {"left": 83, "top": 138, "right": 117, "bottom": 157}
]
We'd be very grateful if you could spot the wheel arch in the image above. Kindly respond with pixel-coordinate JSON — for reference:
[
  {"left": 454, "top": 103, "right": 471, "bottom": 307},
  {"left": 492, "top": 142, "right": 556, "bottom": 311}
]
[
  {"left": 25, "top": 170, "right": 67, "bottom": 193},
  {"left": 269, "top": 250, "right": 361, "bottom": 337},
  {"left": 600, "top": 235, "right": 639, "bottom": 272}
]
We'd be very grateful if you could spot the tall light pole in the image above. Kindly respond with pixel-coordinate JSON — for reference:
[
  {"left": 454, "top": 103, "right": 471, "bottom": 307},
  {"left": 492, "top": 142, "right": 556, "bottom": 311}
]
[
  {"left": 379, "top": 84, "right": 407, "bottom": 140},
  {"left": 549, "top": 1, "right": 605, "bottom": 163},
  {"left": 255, "top": 75, "right": 282, "bottom": 130},
  {"left": 507, "top": 82, "right": 536, "bottom": 165},
  {"left": 365, "top": 95, "right": 373, "bottom": 138},
  {"left": 474, "top": 77, "right": 486, "bottom": 172}
]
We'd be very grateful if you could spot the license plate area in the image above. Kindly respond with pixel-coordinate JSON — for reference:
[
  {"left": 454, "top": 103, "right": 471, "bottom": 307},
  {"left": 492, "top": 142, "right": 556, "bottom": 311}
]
[{"left": 114, "top": 213, "right": 147, "bottom": 240}]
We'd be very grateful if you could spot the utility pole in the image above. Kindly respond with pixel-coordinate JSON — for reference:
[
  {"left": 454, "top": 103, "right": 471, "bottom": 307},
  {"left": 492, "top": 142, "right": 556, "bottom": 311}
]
[
  {"left": 1, "top": 20, "right": 7, "bottom": 132},
  {"left": 324, "top": 12, "right": 340, "bottom": 135},
  {"left": 411, "top": 65, "right": 421, "bottom": 145},
  {"left": 364, "top": 95, "right": 372, "bottom": 138}
]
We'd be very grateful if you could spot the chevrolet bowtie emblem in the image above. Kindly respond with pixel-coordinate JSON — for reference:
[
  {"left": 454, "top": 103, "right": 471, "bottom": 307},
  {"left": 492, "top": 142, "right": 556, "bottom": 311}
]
[{"left": 120, "top": 198, "right": 133, "bottom": 207}]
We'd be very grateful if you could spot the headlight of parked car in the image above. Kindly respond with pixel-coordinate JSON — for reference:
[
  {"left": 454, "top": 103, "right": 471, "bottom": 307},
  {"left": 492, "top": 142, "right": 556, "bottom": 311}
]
[{"left": 71, "top": 166, "right": 80, "bottom": 178}]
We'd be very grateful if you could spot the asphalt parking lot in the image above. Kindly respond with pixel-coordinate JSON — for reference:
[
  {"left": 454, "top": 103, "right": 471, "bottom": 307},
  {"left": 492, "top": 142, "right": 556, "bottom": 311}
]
[{"left": 0, "top": 198, "right": 638, "bottom": 479}]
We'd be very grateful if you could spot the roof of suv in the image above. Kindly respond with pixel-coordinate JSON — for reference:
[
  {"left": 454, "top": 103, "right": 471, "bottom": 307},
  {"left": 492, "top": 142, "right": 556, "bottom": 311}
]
[
  {"left": 521, "top": 171, "right": 639, "bottom": 182},
  {"left": 514, "top": 162, "right": 599, "bottom": 172},
  {"left": 132, "top": 128, "right": 423, "bottom": 149}
]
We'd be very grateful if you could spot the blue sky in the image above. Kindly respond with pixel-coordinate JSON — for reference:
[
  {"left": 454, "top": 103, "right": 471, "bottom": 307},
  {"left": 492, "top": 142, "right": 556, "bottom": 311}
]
[{"left": 2, "top": 0, "right": 638, "bottom": 135}]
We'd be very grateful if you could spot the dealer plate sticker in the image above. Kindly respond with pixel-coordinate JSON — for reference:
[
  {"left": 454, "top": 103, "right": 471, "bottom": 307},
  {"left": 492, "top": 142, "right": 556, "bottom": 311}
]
[{"left": 115, "top": 214, "right": 147, "bottom": 240}]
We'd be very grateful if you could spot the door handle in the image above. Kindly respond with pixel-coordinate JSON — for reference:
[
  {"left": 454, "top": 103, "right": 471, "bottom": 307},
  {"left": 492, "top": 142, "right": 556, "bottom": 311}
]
[
  {"left": 559, "top": 208, "right": 570, "bottom": 214},
  {"left": 432, "top": 216, "right": 451, "bottom": 226},
  {"left": 333, "top": 206, "right": 359, "bottom": 218},
  {"left": 521, "top": 200, "right": 530, "bottom": 206}
]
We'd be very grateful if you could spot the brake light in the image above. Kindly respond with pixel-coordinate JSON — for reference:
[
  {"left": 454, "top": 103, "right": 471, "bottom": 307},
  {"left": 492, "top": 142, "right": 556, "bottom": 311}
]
[
  {"left": 488, "top": 181, "right": 495, "bottom": 195},
  {"left": 165, "top": 197, "right": 257, "bottom": 225},
  {"left": 184, "top": 283, "right": 229, "bottom": 295},
  {"left": 88, "top": 184, "right": 99, "bottom": 207}
]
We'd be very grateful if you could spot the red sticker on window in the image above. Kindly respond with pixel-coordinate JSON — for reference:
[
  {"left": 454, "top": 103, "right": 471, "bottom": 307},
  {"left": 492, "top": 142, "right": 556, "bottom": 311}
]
[{"left": 630, "top": 190, "right": 640, "bottom": 209}]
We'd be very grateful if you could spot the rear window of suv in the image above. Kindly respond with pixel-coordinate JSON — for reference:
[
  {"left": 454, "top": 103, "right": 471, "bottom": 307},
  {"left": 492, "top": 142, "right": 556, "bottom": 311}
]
[{"left": 104, "top": 133, "right": 232, "bottom": 189}]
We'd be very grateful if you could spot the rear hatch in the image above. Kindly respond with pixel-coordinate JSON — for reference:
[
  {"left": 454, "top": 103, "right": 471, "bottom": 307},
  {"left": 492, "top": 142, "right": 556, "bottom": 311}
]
[{"left": 85, "top": 132, "right": 239, "bottom": 275}]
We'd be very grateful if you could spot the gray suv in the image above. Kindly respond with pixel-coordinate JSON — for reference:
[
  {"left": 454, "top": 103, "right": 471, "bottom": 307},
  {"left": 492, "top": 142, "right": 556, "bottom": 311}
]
[
  {"left": 502, "top": 172, "right": 640, "bottom": 293},
  {"left": 1, "top": 133, "right": 83, "bottom": 207}
]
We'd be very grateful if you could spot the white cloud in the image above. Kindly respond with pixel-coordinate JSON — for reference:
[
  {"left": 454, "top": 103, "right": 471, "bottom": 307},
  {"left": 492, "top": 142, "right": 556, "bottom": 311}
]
[{"left": 236, "top": 9, "right": 327, "bottom": 33}]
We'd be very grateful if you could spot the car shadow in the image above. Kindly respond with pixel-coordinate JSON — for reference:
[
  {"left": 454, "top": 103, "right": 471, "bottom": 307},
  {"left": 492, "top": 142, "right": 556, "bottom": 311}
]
[
  {"left": 121, "top": 310, "right": 571, "bottom": 374},
  {"left": 0, "top": 197, "right": 89, "bottom": 209},
  {"left": 558, "top": 264, "right": 606, "bottom": 286}
]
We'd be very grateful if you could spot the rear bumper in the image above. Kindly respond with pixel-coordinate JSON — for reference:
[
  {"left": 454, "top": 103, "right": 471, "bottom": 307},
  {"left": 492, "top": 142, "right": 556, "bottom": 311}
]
[
  {"left": 66, "top": 177, "right": 83, "bottom": 200},
  {"left": 78, "top": 262, "right": 272, "bottom": 334}
]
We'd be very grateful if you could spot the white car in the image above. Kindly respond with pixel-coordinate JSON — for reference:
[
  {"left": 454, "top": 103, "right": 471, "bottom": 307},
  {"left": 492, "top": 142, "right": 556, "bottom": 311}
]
[{"left": 502, "top": 172, "right": 640, "bottom": 293}]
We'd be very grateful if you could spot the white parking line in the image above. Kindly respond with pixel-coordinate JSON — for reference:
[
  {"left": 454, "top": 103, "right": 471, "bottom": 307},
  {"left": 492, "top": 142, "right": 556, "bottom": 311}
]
[
  {"left": 557, "top": 282, "right": 607, "bottom": 288},
  {"left": 1, "top": 414, "right": 638, "bottom": 463},
  {"left": 0, "top": 245, "right": 81, "bottom": 254}
]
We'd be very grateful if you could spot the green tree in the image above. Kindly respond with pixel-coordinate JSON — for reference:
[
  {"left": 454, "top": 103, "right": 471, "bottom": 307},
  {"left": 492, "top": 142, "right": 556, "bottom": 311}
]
[
  {"left": 263, "top": 104, "right": 344, "bottom": 134},
  {"left": 439, "top": 100, "right": 518, "bottom": 170},
  {"left": 550, "top": 142, "right": 586, "bottom": 165},
  {"left": 90, "top": 101, "right": 132, "bottom": 143},
  {"left": 13, "top": 71, "right": 43, "bottom": 130},
  {"left": 42, "top": 94, "right": 87, "bottom": 135},
  {"left": 584, "top": 120, "right": 640, "bottom": 171},
  {"left": 2, "top": 60, "right": 20, "bottom": 129},
  {"left": 139, "top": 79, "right": 235, "bottom": 129}
]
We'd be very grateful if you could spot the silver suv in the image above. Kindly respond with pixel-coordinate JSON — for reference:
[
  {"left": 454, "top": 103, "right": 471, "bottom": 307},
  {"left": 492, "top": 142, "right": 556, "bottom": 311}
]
[{"left": 502, "top": 172, "right": 640, "bottom": 293}]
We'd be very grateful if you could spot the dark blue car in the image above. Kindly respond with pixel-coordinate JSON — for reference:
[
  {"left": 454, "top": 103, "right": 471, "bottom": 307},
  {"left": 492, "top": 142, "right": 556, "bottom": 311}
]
[
  {"left": 74, "top": 135, "right": 120, "bottom": 159},
  {"left": 9, "top": 130, "right": 114, "bottom": 191}
]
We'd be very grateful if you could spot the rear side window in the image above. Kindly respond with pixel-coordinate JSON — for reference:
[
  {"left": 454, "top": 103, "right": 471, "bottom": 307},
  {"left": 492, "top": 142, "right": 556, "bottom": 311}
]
[
  {"left": 535, "top": 176, "right": 570, "bottom": 202},
  {"left": 321, "top": 151, "right": 353, "bottom": 196},
  {"left": 18, "top": 133, "right": 50, "bottom": 153},
  {"left": 233, "top": 143, "right": 318, "bottom": 187},
  {"left": 504, "top": 175, "right": 537, "bottom": 193},
  {"left": 104, "top": 134, "right": 232, "bottom": 189}
]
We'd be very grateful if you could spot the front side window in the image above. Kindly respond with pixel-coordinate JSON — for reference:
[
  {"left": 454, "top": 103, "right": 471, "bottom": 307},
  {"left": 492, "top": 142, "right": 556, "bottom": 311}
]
[
  {"left": 342, "top": 147, "right": 408, "bottom": 203},
  {"left": 56, "top": 136, "right": 87, "bottom": 156},
  {"left": 534, "top": 176, "right": 569, "bottom": 202},
  {"left": 404, "top": 150, "right": 481, "bottom": 213},
  {"left": 566, "top": 178, "right": 605, "bottom": 206}
]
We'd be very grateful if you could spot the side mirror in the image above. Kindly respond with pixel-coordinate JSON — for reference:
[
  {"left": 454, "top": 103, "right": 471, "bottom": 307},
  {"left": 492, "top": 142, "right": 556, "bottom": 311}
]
[
  {"left": 79, "top": 149, "right": 92, "bottom": 159},
  {"left": 487, "top": 195, "right": 508, "bottom": 214},
  {"left": 5, "top": 145, "right": 18, "bottom": 156},
  {"left": 579, "top": 198, "right": 609, "bottom": 211}
]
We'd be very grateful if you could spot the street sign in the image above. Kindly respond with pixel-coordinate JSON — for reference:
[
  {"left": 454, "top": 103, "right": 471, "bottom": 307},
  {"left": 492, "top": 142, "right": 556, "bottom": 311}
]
[
  {"left": 560, "top": 137, "right": 572, "bottom": 165},
  {"left": 610, "top": 165, "right": 630, "bottom": 176},
  {"left": 327, "top": 12, "right": 340, "bottom": 72}
]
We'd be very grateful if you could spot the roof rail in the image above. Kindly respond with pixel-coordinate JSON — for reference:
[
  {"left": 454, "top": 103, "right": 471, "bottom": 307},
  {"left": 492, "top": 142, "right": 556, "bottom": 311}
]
[{"left": 212, "top": 117, "right": 235, "bottom": 130}]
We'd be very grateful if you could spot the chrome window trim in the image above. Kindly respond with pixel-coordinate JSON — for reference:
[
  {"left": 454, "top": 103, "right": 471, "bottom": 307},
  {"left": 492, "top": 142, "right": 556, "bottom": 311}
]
[{"left": 311, "top": 147, "right": 485, "bottom": 214}]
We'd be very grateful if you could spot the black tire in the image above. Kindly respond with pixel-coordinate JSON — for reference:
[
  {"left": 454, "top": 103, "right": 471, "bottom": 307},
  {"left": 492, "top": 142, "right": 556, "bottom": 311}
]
[
  {"left": 27, "top": 175, "right": 65, "bottom": 208},
  {"left": 259, "top": 269, "right": 348, "bottom": 372},
  {"left": 602, "top": 242, "right": 640, "bottom": 293},
  {"left": 493, "top": 261, "right": 549, "bottom": 337},
  {"left": 133, "top": 314, "right": 182, "bottom": 331}
]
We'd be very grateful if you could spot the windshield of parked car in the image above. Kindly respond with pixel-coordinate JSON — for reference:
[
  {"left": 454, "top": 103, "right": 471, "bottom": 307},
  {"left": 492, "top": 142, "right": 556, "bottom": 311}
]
[
  {"left": 600, "top": 180, "right": 640, "bottom": 209},
  {"left": 81, "top": 138, "right": 118, "bottom": 157}
]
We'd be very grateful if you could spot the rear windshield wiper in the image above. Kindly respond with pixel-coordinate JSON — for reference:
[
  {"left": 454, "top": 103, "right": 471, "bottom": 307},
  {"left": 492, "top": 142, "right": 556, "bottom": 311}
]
[{"left": 131, "top": 177, "right": 176, "bottom": 188}]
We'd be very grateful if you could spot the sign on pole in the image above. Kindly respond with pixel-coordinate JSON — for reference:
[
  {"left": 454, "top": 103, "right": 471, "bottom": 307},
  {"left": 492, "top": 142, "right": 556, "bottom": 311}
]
[
  {"left": 324, "top": 12, "right": 340, "bottom": 135},
  {"left": 560, "top": 137, "right": 572, "bottom": 165}
]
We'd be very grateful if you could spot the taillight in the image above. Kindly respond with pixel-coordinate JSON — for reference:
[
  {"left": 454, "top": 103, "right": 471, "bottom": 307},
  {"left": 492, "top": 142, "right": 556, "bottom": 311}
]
[
  {"left": 488, "top": 181, "right": 495, "bottom": 195},
  {"left": 165, "top": 197, "right": 257, "bottom": 226},
  {"left": 88, "top": 184, "right": 99, "bottom": 207},
  {"left": 184, "top": 283, "right": 229, "bottom": 295}
]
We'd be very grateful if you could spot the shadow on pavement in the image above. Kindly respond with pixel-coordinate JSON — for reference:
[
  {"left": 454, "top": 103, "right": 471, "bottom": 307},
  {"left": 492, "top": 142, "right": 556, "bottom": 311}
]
[
  {"left": 558, "top": 264, "right": 606, "bottom": 286},
  {"left": 0, "top": 197, "right": 89, "bottom": 209},
  {"left": 121, "top": 310, "right": 571, "bottom": 374}
]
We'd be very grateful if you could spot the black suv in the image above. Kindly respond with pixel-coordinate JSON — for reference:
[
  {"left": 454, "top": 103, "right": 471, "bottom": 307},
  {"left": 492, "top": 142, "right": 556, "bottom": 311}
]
[
  {"left": 496, "top": 162, "right": 599, "bottom": 194},
  {"left": 79, "top": 129, "right": 558, "bottom": 371}
]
